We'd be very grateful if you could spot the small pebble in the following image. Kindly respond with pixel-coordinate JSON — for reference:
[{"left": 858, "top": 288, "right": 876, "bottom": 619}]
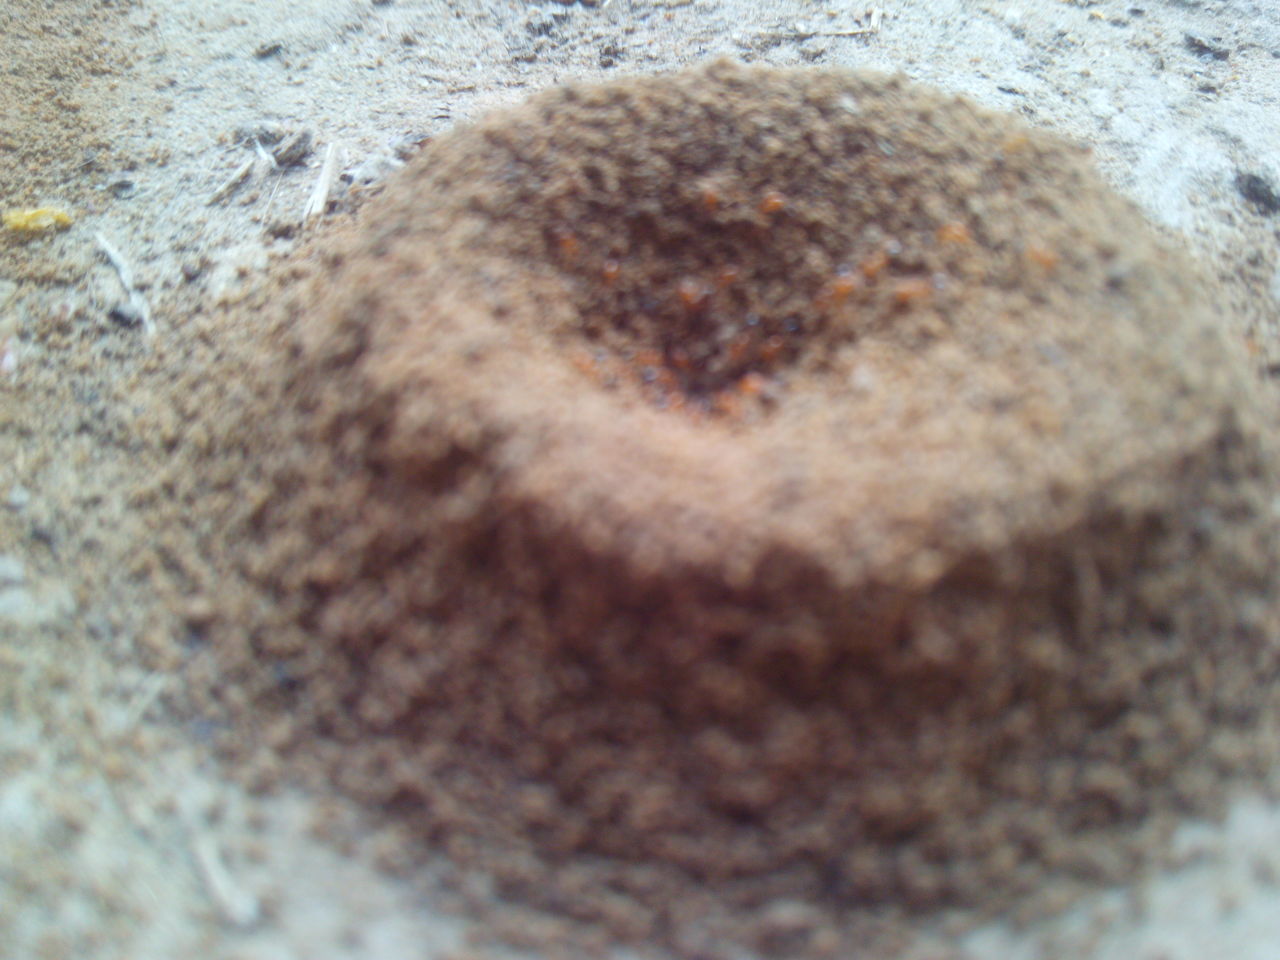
[
  {"left": 1184, "top": 34, "right": 1230, "bottom": 61},
  {"left": 0, "top": 554, "right": 25, "bottom": 586},
  {"left": 1236, "top": 172, "right": 1280, "bottom": 216},
  {"left": 0, "top": 588, "right": 37, "bottom": 625},
  {"left": 5, "top": 485, "right": 30, "bottom": 510},
  {"left": 344, "top": 153, "right": 403, "bottom": 188},
  {"left": 108, "top": 302, "right": 145, "bottom": 328},
  {"left": 272, "top": 130, "right": 314, "bottom": 167},
  {"left": 234, "top": 123, "right": 285, "bottom": 146},
  {"left": 391, "top": 134, "right": 430, "bottom": 161}
]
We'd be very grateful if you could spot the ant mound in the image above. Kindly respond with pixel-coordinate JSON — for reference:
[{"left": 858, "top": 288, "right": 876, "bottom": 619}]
[{"left": 217, "top": 61, "right": 1280, "bottom": 953}]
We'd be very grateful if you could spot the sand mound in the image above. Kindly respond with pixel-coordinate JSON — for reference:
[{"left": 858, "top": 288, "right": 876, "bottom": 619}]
[{"left": 198, "top": 61, "right": 1280, "bottom": 955}]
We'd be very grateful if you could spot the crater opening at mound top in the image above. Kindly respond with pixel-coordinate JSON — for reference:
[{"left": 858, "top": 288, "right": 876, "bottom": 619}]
[{"left": 551, "top": 182, "right": 964, "bottom": 419}]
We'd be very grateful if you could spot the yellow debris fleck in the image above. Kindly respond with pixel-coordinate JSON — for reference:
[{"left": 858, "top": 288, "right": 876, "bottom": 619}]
[{"left": 2, "top": 207, "right": 73, "bottom": 234}]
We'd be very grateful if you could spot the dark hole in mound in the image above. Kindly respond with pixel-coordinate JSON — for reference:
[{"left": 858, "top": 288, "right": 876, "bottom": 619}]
[{"left": 503, "top": 93, "right": 985, "bottom": 420}]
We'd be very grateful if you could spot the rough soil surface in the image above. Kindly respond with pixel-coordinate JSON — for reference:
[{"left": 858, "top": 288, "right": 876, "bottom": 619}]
[{"left": 3, "top": 2, "right": 1280, "bottom": 960}]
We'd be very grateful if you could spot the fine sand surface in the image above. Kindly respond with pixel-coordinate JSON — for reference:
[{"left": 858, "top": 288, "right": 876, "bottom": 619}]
[{"left": 3, "top": 2, "right": 1280, "bottom": 959}]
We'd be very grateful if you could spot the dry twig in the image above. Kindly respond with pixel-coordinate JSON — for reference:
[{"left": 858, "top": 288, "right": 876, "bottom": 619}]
[
  {"left": 302, "top": 141, "right": 341, "bottom": 224},
  {"left": 94, "top": 232, "right": 155, "bottom": 335},
  {"left": 207, "top": 158, "right": 254, "bottom": 206},
  {"left": 191, "top": 832, "right": 261, "bottom": 927}
]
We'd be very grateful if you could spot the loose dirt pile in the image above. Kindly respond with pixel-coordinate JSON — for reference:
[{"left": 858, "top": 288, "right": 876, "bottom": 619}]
[{"left": 169, "top": 61, "right": 1280, "bottom": 957}]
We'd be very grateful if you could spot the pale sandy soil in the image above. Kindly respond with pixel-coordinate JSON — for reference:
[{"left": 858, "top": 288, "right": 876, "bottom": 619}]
[{"left": 2, "top": 2, "right": 1280, "bottom": 959}]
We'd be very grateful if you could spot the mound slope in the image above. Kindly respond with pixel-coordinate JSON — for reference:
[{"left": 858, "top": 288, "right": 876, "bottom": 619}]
[{"left": 198, "top": 61, "right": 1280, "bottom": 955}]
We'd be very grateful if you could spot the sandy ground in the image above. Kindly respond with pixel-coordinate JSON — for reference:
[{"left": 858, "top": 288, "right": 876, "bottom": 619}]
[{"left": 2, "top": 1, "right": 1280, "bottom": 958}]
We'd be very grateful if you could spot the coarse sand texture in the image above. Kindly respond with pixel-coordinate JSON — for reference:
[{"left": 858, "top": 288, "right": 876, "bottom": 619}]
[{"left": 195, "top": 61, "right": 1280, "bottom": 956}]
